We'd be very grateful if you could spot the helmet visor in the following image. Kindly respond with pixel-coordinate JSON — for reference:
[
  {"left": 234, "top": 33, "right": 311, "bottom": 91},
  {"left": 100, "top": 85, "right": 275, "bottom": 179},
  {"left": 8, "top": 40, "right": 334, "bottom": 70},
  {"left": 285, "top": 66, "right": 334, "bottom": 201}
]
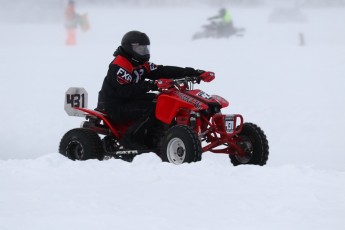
[{"left": 132, "top": 44, "right": 150, "bottom": 56}]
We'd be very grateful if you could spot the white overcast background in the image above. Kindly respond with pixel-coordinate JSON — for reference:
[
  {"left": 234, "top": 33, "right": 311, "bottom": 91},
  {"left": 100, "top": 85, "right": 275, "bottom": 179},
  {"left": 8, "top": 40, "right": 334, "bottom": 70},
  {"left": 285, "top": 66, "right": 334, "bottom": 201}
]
[{"left": 0, "top": 0, "right": 344, "bottom": 229}]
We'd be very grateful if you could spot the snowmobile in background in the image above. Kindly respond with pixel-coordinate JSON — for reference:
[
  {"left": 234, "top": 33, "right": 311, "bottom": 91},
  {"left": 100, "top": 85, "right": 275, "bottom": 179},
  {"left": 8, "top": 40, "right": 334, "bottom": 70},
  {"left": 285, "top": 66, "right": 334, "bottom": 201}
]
[
  {"left": 59, "top": 75, "right": 268, "bottom": 166},
  {"left": 192, "top": 19, "right": 245, "bottom": 40}
]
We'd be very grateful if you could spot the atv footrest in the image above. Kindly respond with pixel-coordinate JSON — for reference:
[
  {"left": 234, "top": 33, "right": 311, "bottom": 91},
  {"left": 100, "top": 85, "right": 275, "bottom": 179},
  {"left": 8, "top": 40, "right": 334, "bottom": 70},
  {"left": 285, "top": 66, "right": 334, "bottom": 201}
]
[{"left": 108, "top": 149, "right": 155, "bottom": 157}]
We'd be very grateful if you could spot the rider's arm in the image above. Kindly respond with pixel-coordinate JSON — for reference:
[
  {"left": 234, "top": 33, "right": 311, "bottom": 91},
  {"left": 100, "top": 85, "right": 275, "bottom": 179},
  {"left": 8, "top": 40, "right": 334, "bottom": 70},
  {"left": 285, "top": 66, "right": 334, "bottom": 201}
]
[{"left": 147, "top": 63, "right": 199, "bottom": 80}]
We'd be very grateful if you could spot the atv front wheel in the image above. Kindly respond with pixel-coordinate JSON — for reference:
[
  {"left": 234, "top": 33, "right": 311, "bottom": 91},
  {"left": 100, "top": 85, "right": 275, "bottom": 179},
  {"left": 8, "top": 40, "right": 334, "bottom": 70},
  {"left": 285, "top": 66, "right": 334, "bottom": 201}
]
[
  {"left": 230, "top": 123, "right": 269, "bottom": 166},
  {"left": 59, "top": 128, "right": 104, "bottom": 161},
  {"left": 161, "top": 125, "right": 202, "bottom": 164}
]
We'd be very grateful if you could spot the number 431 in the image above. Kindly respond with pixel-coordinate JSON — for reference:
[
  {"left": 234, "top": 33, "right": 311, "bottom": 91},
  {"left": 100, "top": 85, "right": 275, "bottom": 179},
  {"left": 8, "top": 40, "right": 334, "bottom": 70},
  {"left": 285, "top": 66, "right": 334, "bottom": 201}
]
[{"left": 66, "top": 94, "right": 85, "bottom": 108}]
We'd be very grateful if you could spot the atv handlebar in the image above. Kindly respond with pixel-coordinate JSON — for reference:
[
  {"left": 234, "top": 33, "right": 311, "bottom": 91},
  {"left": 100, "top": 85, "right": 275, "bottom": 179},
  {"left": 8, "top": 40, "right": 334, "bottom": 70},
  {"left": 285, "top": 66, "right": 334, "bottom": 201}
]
[
  {"left": 173, "top": 76, "right": 201, "bottom": 84},
  {"left": 152, "top": 76, "right": 201, "bottom": 90}
]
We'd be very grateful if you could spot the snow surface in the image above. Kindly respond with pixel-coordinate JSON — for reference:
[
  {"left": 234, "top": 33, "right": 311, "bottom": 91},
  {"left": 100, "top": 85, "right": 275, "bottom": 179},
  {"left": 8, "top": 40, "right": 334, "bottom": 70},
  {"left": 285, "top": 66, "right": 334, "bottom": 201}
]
[{"left": 0, "top": 5, "right": 344, "bottom": 230}]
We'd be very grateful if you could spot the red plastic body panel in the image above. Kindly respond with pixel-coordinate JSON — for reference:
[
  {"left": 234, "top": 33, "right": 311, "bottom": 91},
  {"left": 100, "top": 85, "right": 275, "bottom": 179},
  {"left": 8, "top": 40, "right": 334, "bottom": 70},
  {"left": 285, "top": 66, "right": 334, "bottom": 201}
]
[
  {"left": 155, "top": 94, "right": 196, "bottom": 124},
  {"left": 211, "top": 95, "right": 229, "bottom": 108},
  {"left": 74, "top": 107, "right": 130, "bottom": 139},
  {"left": 183, "top": 90, "right": 229, "bottom": 109},
  {"left": 172, "top": 90, "right": 209, "bottom": 110}
]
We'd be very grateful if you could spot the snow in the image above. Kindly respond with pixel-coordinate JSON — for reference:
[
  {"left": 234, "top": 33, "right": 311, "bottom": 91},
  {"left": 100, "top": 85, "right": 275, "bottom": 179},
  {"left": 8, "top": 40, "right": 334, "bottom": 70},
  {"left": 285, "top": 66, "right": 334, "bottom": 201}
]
[{"left": 0, "top": 5, "right": 345, "bottom": 230}]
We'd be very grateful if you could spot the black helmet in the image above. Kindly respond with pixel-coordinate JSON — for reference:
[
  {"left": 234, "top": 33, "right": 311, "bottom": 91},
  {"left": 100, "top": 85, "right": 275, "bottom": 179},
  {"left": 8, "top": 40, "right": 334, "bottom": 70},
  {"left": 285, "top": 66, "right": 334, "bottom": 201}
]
[
  {"left": 219, "top": 8, "right": 226, "bottom": 15},
  {"left": 121, "top": 31, "right": 150, "bottom": 62}
]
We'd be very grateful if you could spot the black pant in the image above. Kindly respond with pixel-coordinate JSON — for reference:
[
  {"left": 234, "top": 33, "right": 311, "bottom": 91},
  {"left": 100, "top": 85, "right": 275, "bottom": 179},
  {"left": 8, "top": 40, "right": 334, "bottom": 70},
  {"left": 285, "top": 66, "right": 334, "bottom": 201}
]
[
  {"left": 105, "top": 93, "right": 156, "bottom": 123},
  {"left": 104, "top": 93, "right": 157, "bottom": 149}
]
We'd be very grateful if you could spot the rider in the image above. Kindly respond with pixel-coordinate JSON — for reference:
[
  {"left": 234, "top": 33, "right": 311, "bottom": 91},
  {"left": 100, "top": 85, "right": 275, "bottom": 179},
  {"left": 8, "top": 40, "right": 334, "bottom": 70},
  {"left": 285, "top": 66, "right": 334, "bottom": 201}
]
[
  {"left": 64, "top": 0, "right": 80, "bottom": 45},
  {"left": 208, "top": 8, "right": 234, "bottom": 32},
  {"left": 97, "top": 30, "right": 215, "bottom": 150}
]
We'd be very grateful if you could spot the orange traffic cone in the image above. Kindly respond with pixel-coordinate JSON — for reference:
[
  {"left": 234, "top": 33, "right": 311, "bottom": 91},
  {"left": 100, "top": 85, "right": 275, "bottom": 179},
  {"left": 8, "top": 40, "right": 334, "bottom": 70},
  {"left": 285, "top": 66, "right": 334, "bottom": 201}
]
[{"left": 66, "top": 29, "right": 76, "bottom": 45}]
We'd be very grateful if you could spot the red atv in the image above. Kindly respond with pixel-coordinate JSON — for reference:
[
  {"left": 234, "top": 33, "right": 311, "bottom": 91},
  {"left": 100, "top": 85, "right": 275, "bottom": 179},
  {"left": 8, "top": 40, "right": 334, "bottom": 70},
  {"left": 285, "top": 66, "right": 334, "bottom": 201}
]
[{"left": 59, "top": 76, "right": 269, "bottom": 165}]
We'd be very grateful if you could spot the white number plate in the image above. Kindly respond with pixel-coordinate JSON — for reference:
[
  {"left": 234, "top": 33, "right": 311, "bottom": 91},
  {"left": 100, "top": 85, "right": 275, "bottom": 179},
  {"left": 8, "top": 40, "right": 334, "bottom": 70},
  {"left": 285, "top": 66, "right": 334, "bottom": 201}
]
[
  {"left": 225, "top": 120, "right": 234, "bottom": 133},
  {"left": 64, "top": 87, "right": 88, "bottom": 117}
]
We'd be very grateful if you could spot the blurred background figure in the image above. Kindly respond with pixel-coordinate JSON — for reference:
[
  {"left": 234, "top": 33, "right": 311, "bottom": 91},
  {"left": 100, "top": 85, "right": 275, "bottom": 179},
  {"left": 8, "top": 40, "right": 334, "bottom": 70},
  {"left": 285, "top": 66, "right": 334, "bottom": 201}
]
[
  {"left": 64, "top": 0, "right": 79, "bottom": 45},
  {"left": 208, "top": 7, "right": 234, "bottom": 29},
  {"left": 192, "top": 7, "right": 244, "bottom": 40}
]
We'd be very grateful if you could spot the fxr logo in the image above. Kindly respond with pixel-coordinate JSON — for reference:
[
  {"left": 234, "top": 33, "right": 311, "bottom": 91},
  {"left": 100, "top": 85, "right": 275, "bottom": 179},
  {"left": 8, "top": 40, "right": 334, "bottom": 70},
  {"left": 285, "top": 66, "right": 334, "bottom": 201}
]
[
  {"left": 117, "top": 68, "right": 132, "bottom": 82},
  {"left": 149, "top": 62, "right": 157, "bottom": 71}
]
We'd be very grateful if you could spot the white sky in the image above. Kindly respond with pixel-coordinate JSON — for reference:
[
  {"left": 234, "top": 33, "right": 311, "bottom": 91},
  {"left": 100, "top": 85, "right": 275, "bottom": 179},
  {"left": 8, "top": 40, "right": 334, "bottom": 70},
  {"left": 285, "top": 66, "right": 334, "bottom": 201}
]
[{"left": 0, "top": 5, "right": 344, "bottom": 230}]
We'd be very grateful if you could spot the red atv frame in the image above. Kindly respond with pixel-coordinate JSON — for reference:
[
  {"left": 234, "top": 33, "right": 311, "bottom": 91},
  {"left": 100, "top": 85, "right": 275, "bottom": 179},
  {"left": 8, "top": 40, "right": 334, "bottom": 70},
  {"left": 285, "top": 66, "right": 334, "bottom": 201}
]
[{"left": 59, "top": 76, "right": 269, "bottom": 165}]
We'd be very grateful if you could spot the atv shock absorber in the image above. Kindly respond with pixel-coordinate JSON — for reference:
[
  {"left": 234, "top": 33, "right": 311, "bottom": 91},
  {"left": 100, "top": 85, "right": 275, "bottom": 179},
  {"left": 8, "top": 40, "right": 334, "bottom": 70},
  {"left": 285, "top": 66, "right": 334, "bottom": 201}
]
[{"left": 189, "top": 111, "right": 201, "bottom": 135}]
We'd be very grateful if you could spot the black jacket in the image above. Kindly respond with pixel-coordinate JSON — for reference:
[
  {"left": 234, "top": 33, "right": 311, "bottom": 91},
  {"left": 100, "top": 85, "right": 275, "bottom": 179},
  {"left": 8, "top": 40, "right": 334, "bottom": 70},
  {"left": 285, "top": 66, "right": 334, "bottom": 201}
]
[{"left": 97, "top": 47, "right": 198, "bottom": 111}]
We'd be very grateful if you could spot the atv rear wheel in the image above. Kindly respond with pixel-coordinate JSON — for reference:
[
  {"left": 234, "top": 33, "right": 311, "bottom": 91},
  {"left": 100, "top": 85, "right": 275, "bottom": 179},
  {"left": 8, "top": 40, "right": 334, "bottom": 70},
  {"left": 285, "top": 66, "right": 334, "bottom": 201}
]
[
  {"left": 59, "top": 128, "right": 104, "bottom": 161},
  {"left": 230, "top": 123, "right": 269, "bottom": 166},
  {"left": 161, "top": 125, "right": 202, "bottom": 164}
]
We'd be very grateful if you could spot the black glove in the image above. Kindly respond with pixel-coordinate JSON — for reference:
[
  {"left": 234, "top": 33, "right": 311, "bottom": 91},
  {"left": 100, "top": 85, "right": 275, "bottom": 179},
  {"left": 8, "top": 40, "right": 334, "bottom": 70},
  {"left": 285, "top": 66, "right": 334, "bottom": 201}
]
[{"left": 145, "top": 81, "right": 158, "bottom": 91}]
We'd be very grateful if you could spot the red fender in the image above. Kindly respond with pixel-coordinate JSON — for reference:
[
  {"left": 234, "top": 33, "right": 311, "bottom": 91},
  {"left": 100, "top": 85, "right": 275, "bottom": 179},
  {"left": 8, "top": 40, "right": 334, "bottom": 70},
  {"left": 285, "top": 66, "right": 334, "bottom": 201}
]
[
  {"left": 74, "top": 107, "right": 121, "bottom": 138},
  {"left": 155, "top": 94, "right": 196, "bottom": 124}
]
